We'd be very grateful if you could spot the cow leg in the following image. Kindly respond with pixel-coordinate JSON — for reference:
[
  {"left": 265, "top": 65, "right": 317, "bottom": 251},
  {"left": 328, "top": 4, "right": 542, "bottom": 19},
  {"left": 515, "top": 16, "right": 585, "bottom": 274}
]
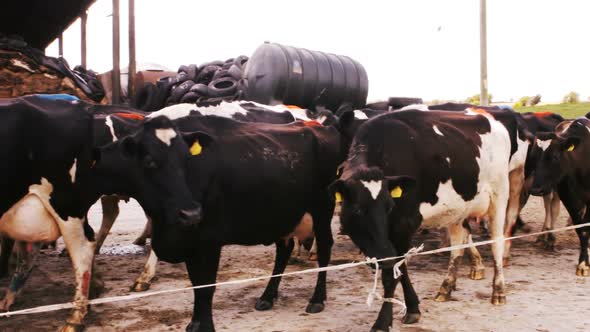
[
  {"left": 131, "top": 249, "right": 158, "bottom": 292},
  {"left": 395, "top": 247, "right": 421, "bottom": 324},
  {"left": 94, "top": 195, "right": 120, "bottom": 254},
  {"left": 575, "top": 206, "right": 590, "bottom": 277},
  {"left": 133, "top": 215, "right": 152, "bottom": 246},
  {"left": 255, "top": 239, "right": 294, "bottom": 311},
  {"left": 185, "top": 247, "right": 221, "bottom": 332},
  {"left": 370, "top": 267, "right": 398, "bottom": 332},
  {"left": 0, "top": 236, "right": 14, "bottom": 278},
  {"left": 306, "top": 203, "right": 334, "bottom": 314},
  {"left": 435, "top": 222, "right": 468, "bottom": 302},
  {"left": 537, "top": 193, "right": 559, "bottom": 250},
  {"left": 308, "top": 237, "right": 318, "bottom": 261},
  {"left": 0, "top": 242, "right": 40, "bottom": 311},
  {"left": 466, "top": 234, "right": 485, "bottom": 280},
  {"left": 488, "top": 185, "right": 508, "bottom": 305},
  {"left": 503, "top": 168, "right": 525, "bottom": 266},
  {"left": 56, "top": 217, "right": 97, "bottom": 332},
  {"left": 293, "top": 237, "right": 301, "bottom": 258}
]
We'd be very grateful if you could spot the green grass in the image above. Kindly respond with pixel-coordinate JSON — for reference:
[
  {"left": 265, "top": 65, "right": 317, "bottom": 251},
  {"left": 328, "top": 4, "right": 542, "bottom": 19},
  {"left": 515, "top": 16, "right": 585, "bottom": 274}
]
[{"left": 514, "top": 102, "right": 590, "bottom": 118}]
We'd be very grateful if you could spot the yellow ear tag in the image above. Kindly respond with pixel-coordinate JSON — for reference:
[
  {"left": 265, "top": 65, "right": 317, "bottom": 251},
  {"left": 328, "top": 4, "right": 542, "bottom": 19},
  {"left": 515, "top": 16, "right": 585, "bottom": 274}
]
[
  {"left": 390, "top": 186, "right": 403, "bottom": 198},
  {"left": 567, "top": 144, "right": 575, "bottom": 152},
  {"left": 190, "top": 140, "right": 202, "bottom": 156},
  {"left": 335, "top": 192, "right": 343, "bottom": 203}
]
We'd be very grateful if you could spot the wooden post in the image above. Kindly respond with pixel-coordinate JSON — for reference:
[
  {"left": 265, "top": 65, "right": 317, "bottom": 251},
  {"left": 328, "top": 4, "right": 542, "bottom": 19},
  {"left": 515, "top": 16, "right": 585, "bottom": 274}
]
[
  {"left": 480, "top": 0, "right": 489, "bottom": 106},
  {"left": 112, "top": 0, "right": 121, "bottom": 104},
  {"left": 81, "top": 11, "right": 88, "bottom": 68},
  {"left": 58, "top": 33, "right": 64, "bottom": 58},
  {"left": 128, "top": 0, "right": 136, "bottom": 100}
]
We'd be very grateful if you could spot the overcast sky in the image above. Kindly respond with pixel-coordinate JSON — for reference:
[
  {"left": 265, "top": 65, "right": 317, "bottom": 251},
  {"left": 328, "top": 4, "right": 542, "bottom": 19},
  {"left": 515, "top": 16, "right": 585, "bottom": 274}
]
[{"left": 46, "top": 0, "right": 590, "bottom": 103}]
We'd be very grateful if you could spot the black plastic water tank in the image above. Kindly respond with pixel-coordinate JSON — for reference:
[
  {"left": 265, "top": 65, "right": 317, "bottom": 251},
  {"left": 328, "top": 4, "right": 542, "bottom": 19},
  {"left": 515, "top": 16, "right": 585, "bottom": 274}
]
[{"left": 242, "top": 42, "right": 368, "bottom": 111}]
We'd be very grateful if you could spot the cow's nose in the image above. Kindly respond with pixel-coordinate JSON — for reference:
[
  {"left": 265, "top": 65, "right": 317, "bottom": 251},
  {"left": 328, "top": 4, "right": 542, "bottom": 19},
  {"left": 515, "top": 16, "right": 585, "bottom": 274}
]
[{"left": 178, "top": 206, "right": 202, "bottom": 226}]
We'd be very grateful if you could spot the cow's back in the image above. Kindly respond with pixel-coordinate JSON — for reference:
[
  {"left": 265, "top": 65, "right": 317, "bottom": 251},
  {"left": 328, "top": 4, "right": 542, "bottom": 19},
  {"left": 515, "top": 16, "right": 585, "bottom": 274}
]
[{"left": 351, "top": 110, "right": 511, "bottom": 226}]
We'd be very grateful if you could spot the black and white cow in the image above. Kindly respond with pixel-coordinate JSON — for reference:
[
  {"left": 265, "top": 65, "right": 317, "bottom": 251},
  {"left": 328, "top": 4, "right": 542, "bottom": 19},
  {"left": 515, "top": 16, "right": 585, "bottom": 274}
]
[
  {"left": 332, "top": 108, "right": 523, "bottom": 331},
  {"left": 530, "top": 117, "right": 590, "bottom": 277},
  {"left": 92, "top": 114, "right": 346, "bottom": 331},
  {"left": 520, "top": 111, "right": 566, "bottom": 248},
  {"left": 0, "top": 95, "right": 101, "bottom": 331}
]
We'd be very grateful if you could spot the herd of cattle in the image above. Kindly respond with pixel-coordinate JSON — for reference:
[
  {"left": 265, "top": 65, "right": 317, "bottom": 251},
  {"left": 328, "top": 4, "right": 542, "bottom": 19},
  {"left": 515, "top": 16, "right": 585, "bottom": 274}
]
[{"left": 0, "top": 94, "right": 589, "bottom": 332}]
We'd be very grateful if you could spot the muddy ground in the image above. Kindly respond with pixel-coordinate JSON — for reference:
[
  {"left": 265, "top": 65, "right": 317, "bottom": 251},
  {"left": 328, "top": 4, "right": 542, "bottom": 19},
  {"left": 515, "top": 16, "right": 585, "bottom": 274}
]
[{"left": 0, "top": 196, "right": 588, "bottom": 332}]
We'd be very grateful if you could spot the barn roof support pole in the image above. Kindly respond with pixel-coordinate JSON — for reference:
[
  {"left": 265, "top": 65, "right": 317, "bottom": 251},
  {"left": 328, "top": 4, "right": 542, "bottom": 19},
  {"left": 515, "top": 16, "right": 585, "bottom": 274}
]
[
  {"left": 81, "top": 11, "right": 88, "bottom": 68},
  {"left": 112, "top": 0, "right": 121, "bottom": 104},
  {"left": 58, "top": 33, "right": 64, "bottom": 58},
  {"left": 128, "top": 0, "right": 136, "bottom": 100},
  {"left": 479, "top": 0, "right": 489, "bottom": 106}
]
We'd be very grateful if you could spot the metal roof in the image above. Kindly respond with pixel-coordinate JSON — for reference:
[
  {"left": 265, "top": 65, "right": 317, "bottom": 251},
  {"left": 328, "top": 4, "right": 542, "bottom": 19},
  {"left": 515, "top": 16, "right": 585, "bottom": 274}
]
[{"left": 1, "top": 0, "right": 95, "bottom": 50}]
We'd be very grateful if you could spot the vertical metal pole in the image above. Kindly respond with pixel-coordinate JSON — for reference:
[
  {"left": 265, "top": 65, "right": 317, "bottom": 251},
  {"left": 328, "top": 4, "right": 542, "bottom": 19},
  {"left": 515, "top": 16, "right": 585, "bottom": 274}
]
[
  {"left": 128, "top": 0, "right": 136, "bottom": 100},
  {"left": 81, "top": 11, "right": 88, "bottom": 68},
  {"left": 112, "top": 0, "right": 121, "bottom": 104},
  {"left": 480, "top": 0, "right": 489, "bottom": 106},
  {"left": 58, "top": 33, "right": 64, "bottom": 57}
]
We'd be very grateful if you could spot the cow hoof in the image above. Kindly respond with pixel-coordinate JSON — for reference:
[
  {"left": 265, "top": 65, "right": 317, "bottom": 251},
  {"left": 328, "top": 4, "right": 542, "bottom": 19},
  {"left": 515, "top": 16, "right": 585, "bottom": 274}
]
[
  {"left": 576, "top": 263, "right": 590, "bottom": 277},
  {"left": 491, "top": 293, "right": 506, "bottom": 305},
  {"left": 305, "top": 302, "right": 325, "bottom": 313},
  {"left": 133, "top": 237, "right": 147, "bottom": 246},
  {"left": 185, "top": 320, "right": 213, "bottom": 332},
  {"left": 255, "top": 298, "right": 274, "bottom": 311},
  {"left": 0, "top": 291, "right": 15, "bottom": 311},
  {"left": 434, "top": 292, "right": 451, "bottom": 302},
  {"left": 402, "top": 312, "right": 421, "bottom": 324},
  {"left": 130, "top": 281, "right": 151, "bottom": 292},
  {"left": 469, "top": 268, "right": 485, "bottom": 280},
  {"left": 59, "top": 323, "right": 84, "bottom": 332},
  {"left": 308, "top": 253, "right": 318, "bottom": 261}
]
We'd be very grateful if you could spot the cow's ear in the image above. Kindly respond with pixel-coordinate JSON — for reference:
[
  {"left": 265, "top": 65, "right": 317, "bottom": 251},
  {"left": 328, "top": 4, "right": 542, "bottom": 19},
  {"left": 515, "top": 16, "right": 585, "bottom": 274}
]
[
  {"left": 338, "top": 110, "right": 355, "bottom": 133},
  {"left": 559, "top": 136, "right": 581, "bottom": 152},
  {"left": 385, "top": 176, "right": 416, "bottom": 199},
  {"left": 121, "top": 136, "right": 138, "bottom": 157},
  {"left": 328, "top": 179, "right": 346, "bottom": 203},
  {"left": 182, "top": 131, "right": 215, "bottom": 156},
  {"left": 536, "top": 131, "right": 556, "bottom": 141}
]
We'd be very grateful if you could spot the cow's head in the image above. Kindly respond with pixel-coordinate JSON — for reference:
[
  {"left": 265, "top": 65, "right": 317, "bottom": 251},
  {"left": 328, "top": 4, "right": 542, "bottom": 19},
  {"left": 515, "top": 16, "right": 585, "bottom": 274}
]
[
  {"left": 93, "top": 116, "right": 208, "bottom": 227},
  {"left": 530, "top": 119, "right": 588, "bottom": 196},
  {"left": 330, "top": 167, "right": 415, "bottom": 267}
]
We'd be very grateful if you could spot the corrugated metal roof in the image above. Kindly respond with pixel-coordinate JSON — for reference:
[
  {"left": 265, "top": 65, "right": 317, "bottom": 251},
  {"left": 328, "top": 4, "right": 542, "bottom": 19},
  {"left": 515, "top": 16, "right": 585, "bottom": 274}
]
[{"left": 1, "top": 0, "right": 95, "bottom": 50}]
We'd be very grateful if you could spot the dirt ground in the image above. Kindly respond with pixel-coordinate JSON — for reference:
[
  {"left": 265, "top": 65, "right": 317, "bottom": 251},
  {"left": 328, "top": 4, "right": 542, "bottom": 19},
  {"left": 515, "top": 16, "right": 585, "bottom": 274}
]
[{"left": 0, "top": 196, "right": 588, "bottom": 332}]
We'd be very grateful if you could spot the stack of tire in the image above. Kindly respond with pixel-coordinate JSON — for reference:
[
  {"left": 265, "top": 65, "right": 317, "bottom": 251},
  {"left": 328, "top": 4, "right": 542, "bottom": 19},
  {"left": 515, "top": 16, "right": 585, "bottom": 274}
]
[{"left": 133, "top": 55, "right": 248, "bottom": 111}]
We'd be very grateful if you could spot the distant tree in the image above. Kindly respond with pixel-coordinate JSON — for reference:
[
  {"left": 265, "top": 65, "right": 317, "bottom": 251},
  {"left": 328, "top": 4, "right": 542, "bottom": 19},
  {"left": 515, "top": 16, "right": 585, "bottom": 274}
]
[
  {"left": 563, "top": 91, "right": 579, "bottom": 104},
  {"left": 513, "top": 96, "right": 530, "bottom": 108},
  {"left": 466, "top": 93, "right": 493, "bottom": 105}
]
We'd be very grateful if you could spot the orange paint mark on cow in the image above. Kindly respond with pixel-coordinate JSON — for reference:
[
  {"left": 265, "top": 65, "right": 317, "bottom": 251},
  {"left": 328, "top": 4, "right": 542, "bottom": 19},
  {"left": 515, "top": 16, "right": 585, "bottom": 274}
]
[
  {"left": 284, "top": 104, "right": 301, "bottom": 109},
  {"left": 82, "top": 271, "right": 91, "bottom": 296},
  {"left": 532, "top": 112, "right": 553, "bottom": 118},
  {"left": 113, "top": 113, "right": 145, "bottom": 121},
  {"left": 469, "top": 108, "right": 496, "bottom": 119},
  {"left": 302, "top": 120, "right": 322, "bottom": 127}
]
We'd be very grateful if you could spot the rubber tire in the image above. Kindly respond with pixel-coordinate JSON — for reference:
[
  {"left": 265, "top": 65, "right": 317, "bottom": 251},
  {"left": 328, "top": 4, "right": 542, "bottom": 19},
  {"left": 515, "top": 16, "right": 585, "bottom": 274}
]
[
  {"left": 227, "top": 64, "right": 243, "bottom": 80},
  {"left": 212, "top": 69, "right": 231, "bottom": 81},
  {"left": 208, "top": 77, "right": 237, "bottom": 97},
  {"left": 195, "top": 65, "right": 219, "bottom": 84},
  {"left": 180, "top": 91, "right": 200, "bottom": 103},
  {"left": 233, "top": 55, "right": 249, "bottom": 70},
  {"left": 189, "top": 83, "right": 209, "bottom": 96},
  {"left": 133, "top": 83, "right": 160, "bottom": 111},
  {"left": 169, "top": 80, "right": 195, "bottom": 103}
]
